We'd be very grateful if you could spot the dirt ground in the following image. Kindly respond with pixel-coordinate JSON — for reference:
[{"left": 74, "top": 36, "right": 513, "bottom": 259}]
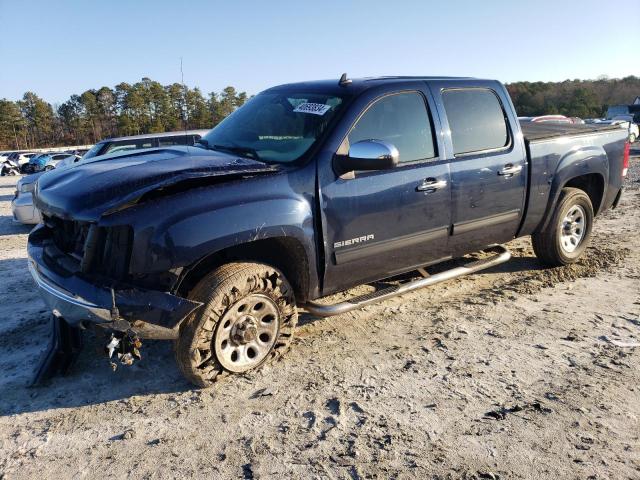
[{"left": 1, "top": 153, "right": 639, "bottom": 480}]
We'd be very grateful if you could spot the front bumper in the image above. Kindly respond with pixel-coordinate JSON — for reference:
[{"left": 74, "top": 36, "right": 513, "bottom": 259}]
[
  {"left": 28, "top": 227, "right": 202, "bottom": 340},
  {"left": 11, "top": 191, "right": 42, "bottom": 224}
]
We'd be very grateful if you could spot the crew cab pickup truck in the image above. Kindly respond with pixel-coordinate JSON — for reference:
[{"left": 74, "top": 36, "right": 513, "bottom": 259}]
[{"left": 28, "top": 75, "right": 630, "bottom": 387}]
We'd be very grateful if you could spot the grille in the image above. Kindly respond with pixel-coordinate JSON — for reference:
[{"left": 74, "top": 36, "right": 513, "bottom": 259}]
[
  {"left": 46, "top": 215, "right": 90, "bottom": 260},
  {"left": 43, "top": 215, "right": 132, "bottom": 280}
]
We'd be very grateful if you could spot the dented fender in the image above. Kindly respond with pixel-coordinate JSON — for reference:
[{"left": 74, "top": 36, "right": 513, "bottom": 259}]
[{"left": 101, "top": 163, "right": 320, "bottom": 296}]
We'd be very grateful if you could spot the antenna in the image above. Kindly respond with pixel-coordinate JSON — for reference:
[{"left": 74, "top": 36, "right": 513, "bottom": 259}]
[
  {"left": 339, "top": 73, "right": 352, "bottom": 86},
  {"left": 180, "top": 57, "right": 189, "bottom": 149}
]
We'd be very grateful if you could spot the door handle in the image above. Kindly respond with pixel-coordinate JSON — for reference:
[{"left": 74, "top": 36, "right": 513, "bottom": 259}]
[
  {"left": 416, "top": 178, "right": 447, "bottom": 193},
  {"left": 497, "top": 164, "right": 523, "bottom": 177}
]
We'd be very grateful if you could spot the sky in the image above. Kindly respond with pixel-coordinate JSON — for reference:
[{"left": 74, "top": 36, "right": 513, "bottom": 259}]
[{"left": 1, "top": 0, "right": 638, "bottom": 105}]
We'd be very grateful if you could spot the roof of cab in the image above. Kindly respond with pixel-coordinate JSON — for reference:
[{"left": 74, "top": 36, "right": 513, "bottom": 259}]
[{"left": 265, "top": 76, "right": 483, "bottom": 95}]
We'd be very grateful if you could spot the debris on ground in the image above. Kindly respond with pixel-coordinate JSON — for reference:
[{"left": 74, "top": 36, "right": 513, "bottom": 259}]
[
  {"left": 484, "top": 402, "right": 552, "bottom": 420},
  {"left": 251, "top": 387, "right": 275, "bottom": 398},
  {"left": 600, "top": 335, "right": 640, "bottom": 348}
]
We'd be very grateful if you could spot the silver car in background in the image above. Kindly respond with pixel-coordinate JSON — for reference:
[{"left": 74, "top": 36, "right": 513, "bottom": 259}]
[{"left": 12, "top": 172, "right": 44, "bottom": 224}]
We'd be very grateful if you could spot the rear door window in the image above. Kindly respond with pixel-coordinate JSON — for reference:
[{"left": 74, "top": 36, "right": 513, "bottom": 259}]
[
  {"left": 347, "top": 91, "right": 436, "bottom": 163},
  {"left": 442, "top": 88, "right": 509, "bottom": 155}
]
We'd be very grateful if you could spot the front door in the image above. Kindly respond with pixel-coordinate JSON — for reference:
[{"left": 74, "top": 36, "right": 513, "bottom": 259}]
[{"left": 320, "top": 90, "right": 452, "bottom": 294}]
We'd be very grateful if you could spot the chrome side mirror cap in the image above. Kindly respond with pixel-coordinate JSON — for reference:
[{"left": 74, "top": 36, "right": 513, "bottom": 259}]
[{"left": 338, "top": 139, "right": 399, "bottom": 172}]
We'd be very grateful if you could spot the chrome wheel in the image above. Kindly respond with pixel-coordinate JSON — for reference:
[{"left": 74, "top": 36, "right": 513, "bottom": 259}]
[
  {"left": 560, "top": 205, "right": 586, "bottom": 253},
  {"left": 213, "top": 294, "right": 280, "bottom": 372}
]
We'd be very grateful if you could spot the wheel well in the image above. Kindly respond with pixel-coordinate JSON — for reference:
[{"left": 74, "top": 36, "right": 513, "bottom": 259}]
[
  {"left": 564, "top": 173, "right": 604, "bottom": 214},
  {"left": 176, "top": 237, "right": 310, "bottom": 301}
]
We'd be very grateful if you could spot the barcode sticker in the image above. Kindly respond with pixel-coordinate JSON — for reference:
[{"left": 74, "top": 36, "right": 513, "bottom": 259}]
[{"left": 293, "top": 103, "right": 331, "bottom": 115}]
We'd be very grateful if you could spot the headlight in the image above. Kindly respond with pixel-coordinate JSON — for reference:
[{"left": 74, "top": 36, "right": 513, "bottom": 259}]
[{"left": 20, "top": 181, "right": 35, "bottom": 194}]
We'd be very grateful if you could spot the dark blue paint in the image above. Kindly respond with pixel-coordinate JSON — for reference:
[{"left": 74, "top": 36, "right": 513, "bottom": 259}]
[{"left": 29, "top": 77, "right": 628, "bottom": 329}]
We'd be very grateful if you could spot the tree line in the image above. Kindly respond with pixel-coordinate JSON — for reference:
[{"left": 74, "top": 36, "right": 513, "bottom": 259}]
[
  {"left": 506, "top": 75, "right": 639, "bottom": 118},
  {"left": 1, "top": 75, "right": 639, "bottom": 150},
  {"left": 0, "top": 77, "right": 247, "bottom": 150}
]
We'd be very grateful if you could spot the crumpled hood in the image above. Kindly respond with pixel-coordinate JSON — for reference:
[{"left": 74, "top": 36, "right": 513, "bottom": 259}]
[{"left": 34, "top": 146, "right": 279, "bottom": 222}]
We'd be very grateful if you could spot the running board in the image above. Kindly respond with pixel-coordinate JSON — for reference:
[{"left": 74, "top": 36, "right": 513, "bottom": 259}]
[{"left": 302, "top": 245, "right": 511, "bottom": 318}]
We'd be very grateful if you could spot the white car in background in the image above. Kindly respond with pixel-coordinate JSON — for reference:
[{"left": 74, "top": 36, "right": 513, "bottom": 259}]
[
  {"left": 588, "top": 117, "right": 639, "bottom": 143},
  {"left": 57, "top": 156, "right": 75, "bottom": 168},
  {"left": 5, "top": 151, "right": 38, "bottom": 167},
  {"left": 611, "top": 115, "right": 639, "bottom": 143}
]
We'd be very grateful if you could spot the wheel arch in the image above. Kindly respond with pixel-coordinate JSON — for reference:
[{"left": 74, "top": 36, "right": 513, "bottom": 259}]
[
  {"left": 175, "top": 236, "right": 312, "bottom": 302},
  {"left": 563, "top": 173, "right": 605, "bottom": 214},
  {"left": 535, "top": 146, "right": 608, "bottom": 233}
]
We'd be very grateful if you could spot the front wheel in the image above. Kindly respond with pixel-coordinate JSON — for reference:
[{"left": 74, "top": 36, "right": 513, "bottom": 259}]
[
  {"left": 630, "top": 133, "right": 637, "bottom": 144},
  {"left": 532, "top": 187, "right": 594, "bottom": 267},
  {"left": 175, "top": 262, "right": 298, "bottom": 387}
]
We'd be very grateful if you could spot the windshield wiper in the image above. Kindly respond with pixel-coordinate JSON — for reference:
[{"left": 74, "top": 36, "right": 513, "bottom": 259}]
[{"left": 212, "top": 144, "right": 261, "bottom": 160}]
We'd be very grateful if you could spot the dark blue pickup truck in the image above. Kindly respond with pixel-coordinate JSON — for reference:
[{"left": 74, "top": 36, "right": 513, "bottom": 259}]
[{"left": 29, "top": 75, "right": 630, "bottom": 386}]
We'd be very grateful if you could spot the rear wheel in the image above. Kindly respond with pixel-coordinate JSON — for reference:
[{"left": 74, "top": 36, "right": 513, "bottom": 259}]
[
  {"left": 532, "top": 187, "right": 594, "bottom": 267},
  {"left": 175, "top": 262, "right": 298, "bottom": 387}
]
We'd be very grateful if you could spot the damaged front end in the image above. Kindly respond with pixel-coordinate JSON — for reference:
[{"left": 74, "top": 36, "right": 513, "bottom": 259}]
[
  {"left": 28, "top": 223, "right": 202, "bottom": 384},
  {"left": 26, "top": 148, "right": 283, "bottom": 384}
]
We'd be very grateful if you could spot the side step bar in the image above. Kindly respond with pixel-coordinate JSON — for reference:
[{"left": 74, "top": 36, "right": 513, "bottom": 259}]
[{"left": 302, "top": 245, "right": 511, "bottom": 318}]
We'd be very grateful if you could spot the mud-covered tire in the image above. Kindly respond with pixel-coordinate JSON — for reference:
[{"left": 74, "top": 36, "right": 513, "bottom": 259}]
[
  {"left": 532, "top": 187, "right": 594, "bottom": 267},
  {"left": 175, "top": 262, "right": 298, "bottom": 387}
]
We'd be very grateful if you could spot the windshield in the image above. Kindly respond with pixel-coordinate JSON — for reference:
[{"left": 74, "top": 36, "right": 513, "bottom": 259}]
[
  {"left": 200, "top": 91, "right": 347, "bottom": 164},
  {"left": 82, "top": 142, "right": 105, "bottom": 160}
]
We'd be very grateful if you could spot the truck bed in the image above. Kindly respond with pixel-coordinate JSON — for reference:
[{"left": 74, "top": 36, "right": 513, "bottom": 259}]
[
  {"left": 520, "top": 122, "right": 623, "bottom": 142},
  {"left": 518, "top": 122, "right": 627, "bottom": 237}
]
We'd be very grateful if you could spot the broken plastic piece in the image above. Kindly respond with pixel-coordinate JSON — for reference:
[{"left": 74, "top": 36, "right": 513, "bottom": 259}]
[
  {"left": 106, "top": 335, "right": 120, "bottom": 358},
  {"left": 31, "top": 315, "right": 83, "bottom": 386},
  {"left": 104, "top": 329, "right": 143, "bottom": 370}
]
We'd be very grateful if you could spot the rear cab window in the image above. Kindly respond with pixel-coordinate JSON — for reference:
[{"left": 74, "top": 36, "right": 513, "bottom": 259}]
[
  {"left": 442, "top": 88, "right": 510, "bottom": 155},
  {"left": 104, "top": 139, "right": 154, "bottom": 155},
  {"left": 346, "top": 91, "right": 437, "bottom": 164},
  {"left": 158, "top": 135, "right": 189, "bottom": 147}
]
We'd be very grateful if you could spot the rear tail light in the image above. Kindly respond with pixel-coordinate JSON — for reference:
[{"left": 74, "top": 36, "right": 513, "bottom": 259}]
[{"left": 622, "top": 141, "right": 630, "bottom": 178}]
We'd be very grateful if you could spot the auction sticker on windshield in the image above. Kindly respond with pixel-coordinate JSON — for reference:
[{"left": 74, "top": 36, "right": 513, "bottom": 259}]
[{"left": 293, "top": 103, "right": 331, "bottom": 115}]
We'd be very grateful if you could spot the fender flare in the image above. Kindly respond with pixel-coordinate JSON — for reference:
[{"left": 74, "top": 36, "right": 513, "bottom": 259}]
[{"left": 536, "top": 145, "right": 608, "bottom": 233}]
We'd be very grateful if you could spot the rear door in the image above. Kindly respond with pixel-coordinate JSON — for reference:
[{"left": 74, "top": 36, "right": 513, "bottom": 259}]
[
  {"left": 320, "top": 88, "right": 452, "bottom": 293},
  {"left": 429, "top": 83, "right": 527, "bottom": 255}
]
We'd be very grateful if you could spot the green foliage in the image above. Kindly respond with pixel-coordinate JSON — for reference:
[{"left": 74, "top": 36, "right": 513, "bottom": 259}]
[
  {"left": 0, "top": 78, "right": 248, "bottom": 149},
  {"left": 2, "top": 75, "right": 639, "bottom": 150},
  {"left": 506, "top": 76, "right": 640, "bottom": 118}
]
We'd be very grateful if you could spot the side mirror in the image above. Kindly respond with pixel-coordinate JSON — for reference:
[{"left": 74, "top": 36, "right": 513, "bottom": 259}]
[{"left": 338, "top": 139, "right": 399, "bottom": 172}]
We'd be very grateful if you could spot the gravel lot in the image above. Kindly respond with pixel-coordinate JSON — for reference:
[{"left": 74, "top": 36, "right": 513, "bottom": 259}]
[{"left": 1, "top": 153, "right": 639, "bottom": 479}]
